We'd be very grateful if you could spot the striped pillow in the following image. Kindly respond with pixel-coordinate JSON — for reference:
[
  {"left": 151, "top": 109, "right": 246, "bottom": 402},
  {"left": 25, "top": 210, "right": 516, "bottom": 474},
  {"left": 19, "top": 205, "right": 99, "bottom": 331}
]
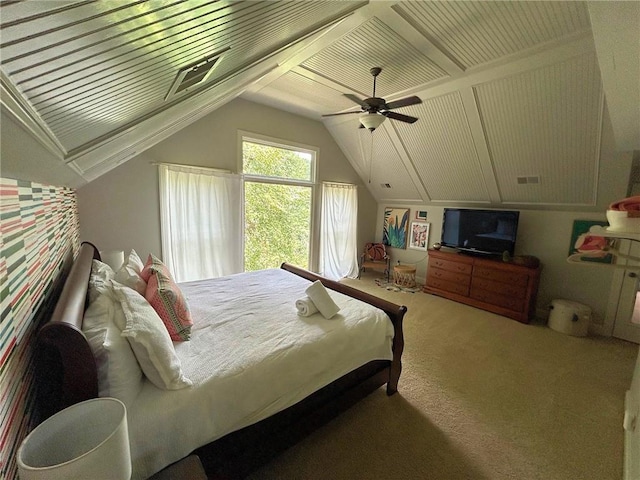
[
  {"left": 145, "top": 268, "right": 192, "bottom": 341},
  {"left": 140, "top": 253, "right": 170, "bottom": 282}
]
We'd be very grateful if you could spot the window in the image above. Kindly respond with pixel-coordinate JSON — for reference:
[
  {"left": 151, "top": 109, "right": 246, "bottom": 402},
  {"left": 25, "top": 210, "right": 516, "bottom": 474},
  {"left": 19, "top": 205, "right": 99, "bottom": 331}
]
[{"left": 241, "top": 134, "right": 316, "bottom": 271}]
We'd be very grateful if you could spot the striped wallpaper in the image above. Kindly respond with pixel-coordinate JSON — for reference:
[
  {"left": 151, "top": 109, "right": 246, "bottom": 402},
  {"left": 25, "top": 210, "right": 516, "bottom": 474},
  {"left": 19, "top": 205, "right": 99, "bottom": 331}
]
[{"left": 0, "top": 178, "right": 79, "bottom": 479}]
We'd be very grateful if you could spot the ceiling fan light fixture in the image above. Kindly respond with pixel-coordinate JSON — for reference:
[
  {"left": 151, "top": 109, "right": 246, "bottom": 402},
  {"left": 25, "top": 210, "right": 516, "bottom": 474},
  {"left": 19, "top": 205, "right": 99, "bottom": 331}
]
[{"left": 359, "top": 113, "right": 385, "bottom": 131}]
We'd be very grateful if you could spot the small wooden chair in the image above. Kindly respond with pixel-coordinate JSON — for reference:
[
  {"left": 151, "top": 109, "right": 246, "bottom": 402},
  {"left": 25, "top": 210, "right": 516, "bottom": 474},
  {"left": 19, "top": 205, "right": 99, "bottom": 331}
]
[{"left": 359, "top": 242, "right": 391, "bottom": 282}]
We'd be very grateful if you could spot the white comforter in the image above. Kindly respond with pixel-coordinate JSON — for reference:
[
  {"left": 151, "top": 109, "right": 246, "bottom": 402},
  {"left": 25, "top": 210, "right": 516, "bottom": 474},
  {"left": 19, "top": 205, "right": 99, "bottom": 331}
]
[{"left": 127, "top": 269, "right": 394, "bottom": 479}]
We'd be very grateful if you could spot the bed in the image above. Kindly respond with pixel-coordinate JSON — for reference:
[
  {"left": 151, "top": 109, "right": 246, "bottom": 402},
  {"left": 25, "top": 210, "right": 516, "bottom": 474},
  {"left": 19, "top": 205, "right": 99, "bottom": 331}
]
[{"left": 35, "top": 242, "right": 407, "bottom": 478}]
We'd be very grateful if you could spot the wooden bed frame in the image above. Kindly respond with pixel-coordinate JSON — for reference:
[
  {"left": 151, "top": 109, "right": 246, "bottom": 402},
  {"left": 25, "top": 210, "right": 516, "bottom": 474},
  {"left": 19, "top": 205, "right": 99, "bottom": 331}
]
[{"left": 36, "top": 242, "right": 407, "bottom": 478}]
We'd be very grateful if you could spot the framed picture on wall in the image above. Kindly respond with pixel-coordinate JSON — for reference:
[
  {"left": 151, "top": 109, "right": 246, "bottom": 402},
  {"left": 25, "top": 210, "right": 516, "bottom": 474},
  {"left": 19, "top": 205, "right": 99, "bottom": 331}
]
[
  {"left": 415, "top": 210, "right": 427, "bottom": 220},
  {"left": 409, "top": 222, "right": 430, "bottom": 251},
  {"left": 568, "top": 219, "right": 614, "bottom": 264},
  {"left": 383, "top": 207, "right": 410, "bottom": 249}
]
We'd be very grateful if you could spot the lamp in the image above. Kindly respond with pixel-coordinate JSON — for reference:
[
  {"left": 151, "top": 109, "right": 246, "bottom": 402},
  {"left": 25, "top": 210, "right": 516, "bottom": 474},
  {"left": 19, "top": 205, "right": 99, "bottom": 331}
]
[
  {"left": 17, "top": 398, "right": 131, "bottom": 480},
  {"left": 100, "top": 250, "right": 125, "bottom": 271},
  {"left": 359, "top": 112, "right": 386, "bottom": 132}
]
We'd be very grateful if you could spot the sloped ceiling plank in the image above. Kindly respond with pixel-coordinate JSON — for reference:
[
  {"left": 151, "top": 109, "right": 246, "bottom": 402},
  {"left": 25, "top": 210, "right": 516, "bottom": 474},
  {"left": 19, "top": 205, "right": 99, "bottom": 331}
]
[
  {"left": 1, "top": 1, "right": 361, "bottom": 152},
  {"left": 326, "top": 119, "right": 421, "bottom": 203},
  {"left": 325, "top": 119, "right": 368, "bottom": 174},
  {"left": 475, "top": 53, "right": 602, "bottom": 205},
  {"left": 302, "top": 17, "right": 448, "bottom": 99},
  {"left": 263, "top": 71, "right": 355, "bottom": 114},
  {"left": 394, "top": 1, "right": 591, "bottom": 70},
  {"left": 394, "top": 92, "right": 490, "bottom": 203},
  {"left": 588, "top": 1, "right": 640, "bottom": 151},
  {"left": 360, "top": 127, "right": 422, "bottom": 202},
  {"left": 22, "top": 3, "right": 316, "bottom": 143},
  {"left": 13, "top": 3, "right": 255, "bottom": 94}
]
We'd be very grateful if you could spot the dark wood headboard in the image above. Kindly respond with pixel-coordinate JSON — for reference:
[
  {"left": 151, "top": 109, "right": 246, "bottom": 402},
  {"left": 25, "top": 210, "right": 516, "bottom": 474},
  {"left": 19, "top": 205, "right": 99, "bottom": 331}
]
[{"left": 37, "top": 242, "right": 101, "bottom": 418}]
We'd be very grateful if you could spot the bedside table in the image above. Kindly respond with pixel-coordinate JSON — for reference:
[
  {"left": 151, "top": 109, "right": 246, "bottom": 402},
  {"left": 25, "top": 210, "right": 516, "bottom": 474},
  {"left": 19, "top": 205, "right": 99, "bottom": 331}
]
[{"left": 148, "top": 455, "right": 207, "bottom": 480}]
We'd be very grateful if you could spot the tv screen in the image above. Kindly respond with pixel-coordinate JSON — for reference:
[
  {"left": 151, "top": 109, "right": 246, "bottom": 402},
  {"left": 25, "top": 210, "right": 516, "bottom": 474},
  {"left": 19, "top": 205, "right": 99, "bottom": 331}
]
[{"left": 441, "top": 208, "right": 520, "bottom": 256}]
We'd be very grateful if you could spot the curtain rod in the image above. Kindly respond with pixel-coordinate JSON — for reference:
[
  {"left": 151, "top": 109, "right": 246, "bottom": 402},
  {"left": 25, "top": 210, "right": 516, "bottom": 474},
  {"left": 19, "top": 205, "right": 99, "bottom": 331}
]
[
  {"left": 322, "top": 181, "right": 357, "bottom": 187},
  {"left": 151, "top": 162, "right": 232, "bottom": 174}
]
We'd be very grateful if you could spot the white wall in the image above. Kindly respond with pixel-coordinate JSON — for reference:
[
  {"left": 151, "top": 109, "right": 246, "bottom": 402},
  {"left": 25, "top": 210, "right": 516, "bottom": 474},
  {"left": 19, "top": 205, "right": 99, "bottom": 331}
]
[
  {"left": 376, "top": 110, "right": 632, "bottom": 328},
  {"left": 0, "top": 109, "right": 84, "bottom": 186},
  {"left": 77, "top": 98, "right": 378, "bottom": 269},
  {"left": 377, "top": 206, "right": 617, "bottom": 325},
  {"left": 78, "top": 97, "right": 632, "bottom": 331}
]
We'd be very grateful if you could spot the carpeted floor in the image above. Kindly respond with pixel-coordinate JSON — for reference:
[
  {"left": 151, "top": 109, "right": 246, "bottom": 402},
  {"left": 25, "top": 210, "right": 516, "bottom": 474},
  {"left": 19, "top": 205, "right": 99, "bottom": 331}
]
[{"left": 247, "top": 272, "right": 638, "bottom": 480}]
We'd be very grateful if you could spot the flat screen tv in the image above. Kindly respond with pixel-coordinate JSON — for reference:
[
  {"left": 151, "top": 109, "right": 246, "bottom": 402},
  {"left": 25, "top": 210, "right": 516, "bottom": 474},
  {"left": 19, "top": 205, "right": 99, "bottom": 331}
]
[{"left": 441, "top": 208, "right": 520, "bottom": 256}]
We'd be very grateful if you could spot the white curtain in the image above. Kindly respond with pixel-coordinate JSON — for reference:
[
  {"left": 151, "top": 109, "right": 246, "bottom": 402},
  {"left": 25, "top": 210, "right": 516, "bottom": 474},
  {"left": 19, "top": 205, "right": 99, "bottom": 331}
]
[
  {"left": 320, "top": 182, "right": 359, "bottom": 280},
  {"left": 159, "top": 164, "right": 243, "bottom": 282}
]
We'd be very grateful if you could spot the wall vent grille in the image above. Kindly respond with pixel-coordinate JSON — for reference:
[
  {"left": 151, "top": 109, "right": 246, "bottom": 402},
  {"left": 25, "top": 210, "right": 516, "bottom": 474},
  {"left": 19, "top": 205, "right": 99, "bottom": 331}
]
[
  {"left": 517, "top": 176, "right": 540, "bottom": 185},
  {"left": 165, "top": 47, "right": 230, "bottom": 101}
]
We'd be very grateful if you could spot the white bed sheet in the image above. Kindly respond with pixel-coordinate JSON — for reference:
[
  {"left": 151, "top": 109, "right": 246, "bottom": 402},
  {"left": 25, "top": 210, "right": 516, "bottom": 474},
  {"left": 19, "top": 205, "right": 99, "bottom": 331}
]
[{"left": 127, "top": 268, "right": 394, "bottom": 479}]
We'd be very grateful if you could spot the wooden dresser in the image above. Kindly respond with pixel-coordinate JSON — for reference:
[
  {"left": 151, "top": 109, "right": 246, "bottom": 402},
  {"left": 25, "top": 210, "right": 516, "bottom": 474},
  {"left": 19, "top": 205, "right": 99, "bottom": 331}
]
[{"left": 424, "top": 249, "right": 541, "bottom": 323}]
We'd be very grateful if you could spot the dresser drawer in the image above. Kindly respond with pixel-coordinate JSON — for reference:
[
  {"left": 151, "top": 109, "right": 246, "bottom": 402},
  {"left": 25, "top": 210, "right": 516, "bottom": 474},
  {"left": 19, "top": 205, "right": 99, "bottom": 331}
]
[
  {"left": 471, "top": 276, "right": 526, "bottom": 298},
  {"left": 426, "top": 276, "right": 470, "bottom": 296},
  {"left": 470, "top": 287, "right": 524, "bottom": 312},
  {"left": 473, "top": 266, "right": 529, "bottom": 287},
  {"left": 427, "top": 267, "right": 471, "bottom": 285},
  {"left": 429, "top": 257, "right": 472, "bottom": 275}
]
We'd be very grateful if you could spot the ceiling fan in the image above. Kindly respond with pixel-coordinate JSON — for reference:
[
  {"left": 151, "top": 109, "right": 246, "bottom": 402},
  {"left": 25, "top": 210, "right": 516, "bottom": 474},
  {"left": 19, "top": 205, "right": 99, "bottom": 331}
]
[{"left": 322, "top": 67, "right": 422, "bottom": 131}]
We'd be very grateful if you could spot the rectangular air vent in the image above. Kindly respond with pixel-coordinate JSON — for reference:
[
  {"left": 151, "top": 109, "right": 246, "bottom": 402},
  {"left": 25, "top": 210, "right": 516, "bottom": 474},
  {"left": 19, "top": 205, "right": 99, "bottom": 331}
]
[
  {"left": 165, "top": 47, "right": 230, "bottom": 101},
  {"left": 517, "top": 176, "right": 540, "bottom": 185},
  {"left": 380, "top": 183, "right": 392, "bottom": 188}
]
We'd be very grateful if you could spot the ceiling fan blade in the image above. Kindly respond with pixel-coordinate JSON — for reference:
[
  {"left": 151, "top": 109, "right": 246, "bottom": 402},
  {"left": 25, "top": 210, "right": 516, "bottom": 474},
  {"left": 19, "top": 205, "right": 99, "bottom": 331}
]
[
  {"left": 383, "top": 111, "right": 419, "bottom": 124},
  {"left": 384, "top": 96, "right": 422, "bottom": 110},
  {"left": 321, "top": 111, "right": 361, "bottom": 117},
  {"left": 344, "top": 93, "right": 367, "bottom": 107}
]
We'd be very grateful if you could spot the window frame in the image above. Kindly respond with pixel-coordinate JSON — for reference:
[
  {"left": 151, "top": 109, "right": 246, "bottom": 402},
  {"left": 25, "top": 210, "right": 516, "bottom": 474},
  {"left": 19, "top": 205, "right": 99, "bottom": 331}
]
[{"left": 238, "top": 131, "right": 320, "bottom": 271}]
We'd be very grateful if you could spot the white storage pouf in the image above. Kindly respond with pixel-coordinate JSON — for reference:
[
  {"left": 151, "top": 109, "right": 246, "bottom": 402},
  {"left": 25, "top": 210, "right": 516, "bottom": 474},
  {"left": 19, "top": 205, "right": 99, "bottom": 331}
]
[{"left": 548, "top": 299, "right": 592, "bottom": 336}]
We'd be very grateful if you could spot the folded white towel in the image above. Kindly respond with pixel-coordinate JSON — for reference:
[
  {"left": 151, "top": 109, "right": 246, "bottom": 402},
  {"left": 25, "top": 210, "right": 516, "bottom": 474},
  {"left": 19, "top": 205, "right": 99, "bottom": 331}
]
[
  {"left": 305, "top": 280, "right": 340, "bottom": 319},
  {"left": 295, "top": 296, "right": 319, "bottom": 317}
]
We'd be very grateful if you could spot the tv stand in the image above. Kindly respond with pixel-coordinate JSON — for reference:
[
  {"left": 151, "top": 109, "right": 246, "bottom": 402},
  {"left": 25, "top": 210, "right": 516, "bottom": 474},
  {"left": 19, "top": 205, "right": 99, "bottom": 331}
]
[{"left": 424, "top": 249, "right": 541, "bottom": 323}]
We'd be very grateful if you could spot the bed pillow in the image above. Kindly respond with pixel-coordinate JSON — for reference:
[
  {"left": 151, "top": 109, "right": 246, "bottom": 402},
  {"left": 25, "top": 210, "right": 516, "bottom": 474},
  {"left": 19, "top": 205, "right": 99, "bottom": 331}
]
[
  {"left": 114, "top": 249, "right": 147, "bottom": 295},
  {"left": 140, "top": 253, "right": 172, "bottom": 282},
  {"left": 88, "top": 259, "right": 116, "bottom": 303},
  {"left": 145, "top": 268, "right": 193, "bottom": 341},
  {"left": 112, "top": 282, "right": 192, "bottom": 390},
  {"left": 82, "top": 292, "right": 144, "bottom": 407}
]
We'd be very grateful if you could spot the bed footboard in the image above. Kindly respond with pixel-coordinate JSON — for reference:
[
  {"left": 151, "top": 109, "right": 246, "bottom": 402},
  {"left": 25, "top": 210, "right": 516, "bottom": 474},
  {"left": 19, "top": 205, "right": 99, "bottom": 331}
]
[{"left": 280, "top": 263, "right": 406, "bottom": 395}]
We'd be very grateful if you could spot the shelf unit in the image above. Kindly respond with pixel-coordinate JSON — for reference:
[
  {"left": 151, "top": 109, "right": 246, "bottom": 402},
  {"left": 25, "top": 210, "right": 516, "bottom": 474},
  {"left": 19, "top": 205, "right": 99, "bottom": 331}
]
[
  {"left": 567, "top": 226, "right": 640, "bottom": 270},
  {"left": 589, "top": 226, "right": 640, "bottom": 241}
]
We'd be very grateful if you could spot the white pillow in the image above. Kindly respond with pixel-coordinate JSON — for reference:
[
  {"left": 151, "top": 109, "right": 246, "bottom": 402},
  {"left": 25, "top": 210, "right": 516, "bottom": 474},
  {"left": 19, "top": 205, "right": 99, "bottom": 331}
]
[
  {"left": 111, "top": 282, "right": 192, "bottom": 390},
  {"left": 114, "top": 249, "right": 147, "bottom": 295},
  {"left": 89, "top": 260, "right": 116, "bottom": 303},
  {"left": 82, "top": 293, "right": 144, "bottom": 407}
]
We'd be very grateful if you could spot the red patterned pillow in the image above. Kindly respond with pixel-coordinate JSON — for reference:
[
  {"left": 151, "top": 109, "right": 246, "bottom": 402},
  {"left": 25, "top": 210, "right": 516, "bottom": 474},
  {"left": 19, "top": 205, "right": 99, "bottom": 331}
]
[
  {"left": 145, "top": 268, "right": 192, "bottom": 341},
  {"left": 366, "top": 243, "right": 386, "bottom": 261},
  {"left": 140, "top": 253, "right": 173, "bottom": 283}
]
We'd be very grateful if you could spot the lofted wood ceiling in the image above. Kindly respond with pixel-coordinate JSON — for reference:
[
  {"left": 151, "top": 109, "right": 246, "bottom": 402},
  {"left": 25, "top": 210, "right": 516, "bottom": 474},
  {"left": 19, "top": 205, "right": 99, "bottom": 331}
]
[{"left": 1, "top": 1, "right": 638, "bottom": 208}]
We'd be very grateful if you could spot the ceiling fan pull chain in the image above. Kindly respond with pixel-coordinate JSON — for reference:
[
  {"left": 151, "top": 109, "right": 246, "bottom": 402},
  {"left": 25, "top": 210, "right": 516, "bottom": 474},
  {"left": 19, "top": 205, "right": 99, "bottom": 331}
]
[{"left": 368, "top": 133, "right": 373, "bottom": 184}]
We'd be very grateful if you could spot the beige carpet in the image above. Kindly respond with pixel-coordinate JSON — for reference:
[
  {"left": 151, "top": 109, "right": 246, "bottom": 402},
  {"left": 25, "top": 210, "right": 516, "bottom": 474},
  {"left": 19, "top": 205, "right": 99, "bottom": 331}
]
[{"left": 248, "top": 272, "right": 638, "bottom": 480}]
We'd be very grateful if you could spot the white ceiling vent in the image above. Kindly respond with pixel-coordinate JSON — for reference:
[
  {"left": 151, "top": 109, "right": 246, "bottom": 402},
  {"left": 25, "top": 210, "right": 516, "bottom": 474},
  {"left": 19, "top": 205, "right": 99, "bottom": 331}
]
[
  {"left": 517, "top": 176, "right": 540, "bottom": 185},
  {"left": 165, "top": 47, "right": 230, "bottom": 101}
]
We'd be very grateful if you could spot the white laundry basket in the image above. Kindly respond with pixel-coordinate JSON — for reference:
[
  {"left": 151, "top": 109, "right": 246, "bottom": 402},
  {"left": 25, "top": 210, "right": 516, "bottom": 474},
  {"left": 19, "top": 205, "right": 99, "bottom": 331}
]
[{"left": 548, "top": 299, "right": 592, "bottom": 336}]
